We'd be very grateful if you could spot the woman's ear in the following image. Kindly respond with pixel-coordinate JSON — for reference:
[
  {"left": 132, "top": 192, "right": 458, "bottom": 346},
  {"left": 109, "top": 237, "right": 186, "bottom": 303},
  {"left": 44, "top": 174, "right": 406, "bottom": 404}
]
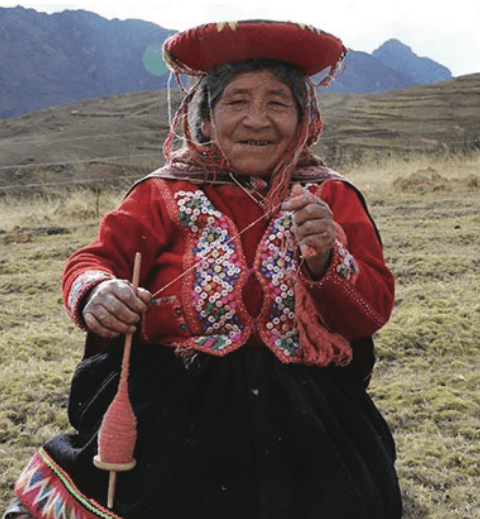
[{"left": 201, "top": 118, "right": 212, "bottom": 139}]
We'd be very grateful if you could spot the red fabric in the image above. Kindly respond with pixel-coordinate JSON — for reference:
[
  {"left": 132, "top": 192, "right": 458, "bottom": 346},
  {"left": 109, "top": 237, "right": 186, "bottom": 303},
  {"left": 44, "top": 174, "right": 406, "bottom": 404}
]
[
  {"left": 164, "top": 21, "right": 347, "bottom": 77},
  {"left": 63, "top": 177, "right": 394, "bottom": 356}
]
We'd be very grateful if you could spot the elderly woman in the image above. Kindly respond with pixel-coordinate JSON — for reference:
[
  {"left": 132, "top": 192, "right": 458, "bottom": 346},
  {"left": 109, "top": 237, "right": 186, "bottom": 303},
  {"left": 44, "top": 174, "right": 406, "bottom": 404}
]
[{"left": 7, "top": 20, "right": 402, "bottom": 519}]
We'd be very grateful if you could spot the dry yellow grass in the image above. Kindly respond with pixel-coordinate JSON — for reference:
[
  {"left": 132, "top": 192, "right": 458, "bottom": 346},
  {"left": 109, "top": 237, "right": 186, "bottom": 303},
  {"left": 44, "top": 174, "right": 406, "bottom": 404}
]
[{"left": 1, "top": 151, "right": 479, "bottom": 518}]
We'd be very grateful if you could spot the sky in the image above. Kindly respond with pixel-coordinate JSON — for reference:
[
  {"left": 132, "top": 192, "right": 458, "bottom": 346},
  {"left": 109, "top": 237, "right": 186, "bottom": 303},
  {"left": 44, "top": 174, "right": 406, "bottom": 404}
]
[{"left": 1, "top": 1, "right": 479, "bottom": 77}]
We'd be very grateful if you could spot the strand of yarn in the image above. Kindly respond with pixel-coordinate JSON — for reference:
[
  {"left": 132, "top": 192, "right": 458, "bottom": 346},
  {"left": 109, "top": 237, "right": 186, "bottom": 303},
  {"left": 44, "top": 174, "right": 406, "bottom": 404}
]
[{"left": 150, "top": 209, "right": 275, "bottom": 299}]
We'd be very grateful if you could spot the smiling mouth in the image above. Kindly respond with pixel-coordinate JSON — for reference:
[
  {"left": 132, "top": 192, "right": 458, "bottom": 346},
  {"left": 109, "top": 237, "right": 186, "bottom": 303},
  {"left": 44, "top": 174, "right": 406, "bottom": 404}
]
[{"left": 240, "top": 141, "right": 273, "bottom": 147}]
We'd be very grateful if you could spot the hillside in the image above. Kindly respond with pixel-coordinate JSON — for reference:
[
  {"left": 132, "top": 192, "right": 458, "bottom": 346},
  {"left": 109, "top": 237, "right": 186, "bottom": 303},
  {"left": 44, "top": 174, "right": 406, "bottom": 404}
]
[
  {"left": 0, "top": 6, "right": 453, "bottom": 118},
  {"left": 0, "top": 72, "right": 478, "bottom": 195},
  {"left": 317, "top": 72, "right": 480, "bottom": 161}
]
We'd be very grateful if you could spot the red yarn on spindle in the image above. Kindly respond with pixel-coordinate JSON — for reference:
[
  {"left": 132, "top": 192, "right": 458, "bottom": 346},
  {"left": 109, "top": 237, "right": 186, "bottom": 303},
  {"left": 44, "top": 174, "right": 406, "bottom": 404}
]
[
  {"left": 97, "top": 381, "right": 137, "bottom": 464},
  {"left": 95, "top": 252, "right": 141, "bottom": 470}
]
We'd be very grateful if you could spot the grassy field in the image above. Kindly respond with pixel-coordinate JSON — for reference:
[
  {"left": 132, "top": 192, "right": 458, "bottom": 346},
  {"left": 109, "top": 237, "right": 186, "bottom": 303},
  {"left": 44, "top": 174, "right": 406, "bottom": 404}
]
[{"left": 0, "top": 152, "right": 479, "bottom": 518}]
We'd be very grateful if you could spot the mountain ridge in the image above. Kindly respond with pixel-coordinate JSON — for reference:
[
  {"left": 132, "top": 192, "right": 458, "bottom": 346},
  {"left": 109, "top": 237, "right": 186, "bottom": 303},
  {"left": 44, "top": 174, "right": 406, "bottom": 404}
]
[
  {"left": 1, "top": 6, "right": 453, "bottom": 118},
  {"left": 371, "top": 38, "right": 452, "bottom": 84}
]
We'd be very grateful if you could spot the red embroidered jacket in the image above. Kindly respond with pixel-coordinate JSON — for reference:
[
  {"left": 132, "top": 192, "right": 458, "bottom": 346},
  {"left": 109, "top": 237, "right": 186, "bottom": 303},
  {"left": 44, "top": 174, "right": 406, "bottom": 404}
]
[{"left": 63, "top": 173, "right": 394, "bottom": 381}]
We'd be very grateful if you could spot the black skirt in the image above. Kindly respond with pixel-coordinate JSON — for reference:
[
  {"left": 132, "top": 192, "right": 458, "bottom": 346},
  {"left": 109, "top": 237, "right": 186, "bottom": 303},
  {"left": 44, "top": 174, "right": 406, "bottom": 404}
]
[{"left": 41, "top": 344, "right": 402, "bottom": 519}]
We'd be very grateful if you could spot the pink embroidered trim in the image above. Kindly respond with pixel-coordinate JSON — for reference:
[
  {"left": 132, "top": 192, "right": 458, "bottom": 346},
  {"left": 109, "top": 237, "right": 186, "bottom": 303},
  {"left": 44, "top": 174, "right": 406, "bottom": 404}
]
[
  {"left": 255, "top": 211, "right": 303, "bottom": 362},
  {"left": 164, "top": 183, "right": 253, "bottom": 354}
]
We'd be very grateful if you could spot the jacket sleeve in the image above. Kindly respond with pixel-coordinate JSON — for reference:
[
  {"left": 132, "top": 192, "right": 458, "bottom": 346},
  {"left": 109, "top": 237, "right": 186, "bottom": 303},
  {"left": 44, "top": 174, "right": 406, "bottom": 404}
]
[
  {"left": 297, "top": 180, "right": 394, "bottom": 340},
  {"left": 62, "top": 180, "right": 170, "bottom": 329}
]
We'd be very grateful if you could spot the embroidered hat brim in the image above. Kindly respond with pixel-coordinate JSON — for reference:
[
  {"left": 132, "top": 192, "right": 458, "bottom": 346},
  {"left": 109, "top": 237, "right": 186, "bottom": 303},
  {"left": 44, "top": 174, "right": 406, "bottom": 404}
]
[{"left": 163, "top": 20, "right": 347, "bottom": 77}]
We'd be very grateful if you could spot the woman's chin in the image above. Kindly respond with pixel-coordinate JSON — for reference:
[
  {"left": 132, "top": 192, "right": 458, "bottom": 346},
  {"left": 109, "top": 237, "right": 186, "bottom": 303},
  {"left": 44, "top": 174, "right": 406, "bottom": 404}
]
[{"left": 229, "top": 163, "right": 275, "bottom": 177}]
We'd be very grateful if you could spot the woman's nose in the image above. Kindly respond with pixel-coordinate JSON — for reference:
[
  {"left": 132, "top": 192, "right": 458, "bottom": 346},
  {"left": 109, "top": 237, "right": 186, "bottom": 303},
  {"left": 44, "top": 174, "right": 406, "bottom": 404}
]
[{"left": 242, "top": 104, "right": 271, "bottom": 127}]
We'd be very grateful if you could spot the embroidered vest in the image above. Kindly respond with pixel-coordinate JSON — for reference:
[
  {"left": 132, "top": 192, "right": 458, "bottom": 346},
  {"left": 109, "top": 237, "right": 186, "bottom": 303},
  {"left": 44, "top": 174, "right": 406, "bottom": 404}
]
[{"left": 160, "top": 180, "right": 303, "bottom": 364}]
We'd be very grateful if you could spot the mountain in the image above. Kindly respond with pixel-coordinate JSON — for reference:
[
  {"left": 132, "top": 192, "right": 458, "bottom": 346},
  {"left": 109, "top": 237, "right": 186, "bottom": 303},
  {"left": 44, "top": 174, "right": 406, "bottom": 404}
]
[
  {"left": 372, "top": 39, "right": 452, "bottom": 84},
  {"left": 323, "top": 40, "right": 452, "bottom": 94},
  {"left": 0, "top": 7, "right": 454, "bottom": 118},
  {"left": 321, "top": 49, "right": 419, "bottom": 94},
  {"left": 0, "top": 7, "right": 174, "bottom": 118}
]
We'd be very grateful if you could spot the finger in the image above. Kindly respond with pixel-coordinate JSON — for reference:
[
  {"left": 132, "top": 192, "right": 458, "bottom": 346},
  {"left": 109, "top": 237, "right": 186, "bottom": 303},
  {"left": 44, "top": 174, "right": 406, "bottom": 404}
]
[
  {"left": 293, "top": 204, "right": 333, "bottom": 228},
  {"left": 283, "top": 183, "right": 327, "bottom": 207},
  {"left": 297, "top": 235, "right": 334, "bottom": 264},
  {"left": 282, "top": 184, "right": 306, "bottom": 211},
  {"left": 92, "top": 300, "right": 138, "bottom": 331},
  {"left": 94, "top": 280, "right": 148, "bottom": 317},
  {"left": 293, "top": 220, "right": 336, "bottom": 259},
  {"left": 294, "top": 218, "right": 333, "bottom": 237},
  {"left": 137, "top": 287, "right": 152, "bottom": 306},
  {"left": 109, "top": 282, "right": 149, "bottom": 315},
  {"left": 283, "top": 193, "right": 313, "bottom": 212},
  {"left": 94, "top": 290, "right": 142, "bottom": 324},
  {"left": 302, "top": 232, "right": 335, "bottom": 251},
  {"left": 83, "top": 310, "right": 135, "bottom": 338},
  {"left": 291, "top": 184, "right": 304, "bottom": 197},
  {"left": 284, "top": 192, "right": 333, "bottom": 222}
]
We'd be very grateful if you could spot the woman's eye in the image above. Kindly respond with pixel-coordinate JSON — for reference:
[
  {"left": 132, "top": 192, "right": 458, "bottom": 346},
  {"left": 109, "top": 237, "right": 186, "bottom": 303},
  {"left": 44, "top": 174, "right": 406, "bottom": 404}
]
[{"left": 269, "top": 99, "right": 290, "bottom": 109}]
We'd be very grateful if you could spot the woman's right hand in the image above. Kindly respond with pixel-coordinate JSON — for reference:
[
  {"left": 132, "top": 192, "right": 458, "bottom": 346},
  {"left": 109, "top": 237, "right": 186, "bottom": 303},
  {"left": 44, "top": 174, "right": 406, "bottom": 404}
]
[{"left": 83, "top": 279, "right": 152, "bottom": 338}]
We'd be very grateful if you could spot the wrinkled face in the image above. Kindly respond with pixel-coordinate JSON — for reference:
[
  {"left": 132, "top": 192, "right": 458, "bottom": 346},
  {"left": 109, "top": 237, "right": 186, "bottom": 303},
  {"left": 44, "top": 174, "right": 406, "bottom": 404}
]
[{"left": 202, "top": 71, "right": 299, "bottom": 176}]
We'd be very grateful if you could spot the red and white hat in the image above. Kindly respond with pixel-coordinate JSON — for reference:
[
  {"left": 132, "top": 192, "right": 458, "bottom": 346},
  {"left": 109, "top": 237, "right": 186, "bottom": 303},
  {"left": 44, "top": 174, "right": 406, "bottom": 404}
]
[{"left": 163, "top": 20, "right": 347, "bottom": 81}]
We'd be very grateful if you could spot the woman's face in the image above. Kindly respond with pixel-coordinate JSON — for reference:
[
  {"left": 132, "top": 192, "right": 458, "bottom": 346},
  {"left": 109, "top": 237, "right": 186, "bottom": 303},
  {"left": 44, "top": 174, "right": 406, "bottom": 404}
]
[{"left": 202, "top": 70, "right": 299, "bottom": 176}]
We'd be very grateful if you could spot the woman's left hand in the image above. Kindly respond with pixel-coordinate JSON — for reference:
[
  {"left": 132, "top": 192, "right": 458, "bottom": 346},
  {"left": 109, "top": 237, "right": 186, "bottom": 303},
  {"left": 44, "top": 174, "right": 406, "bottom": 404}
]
[{"left": 282, "top": 185, "right": 335, "bottom": 279}]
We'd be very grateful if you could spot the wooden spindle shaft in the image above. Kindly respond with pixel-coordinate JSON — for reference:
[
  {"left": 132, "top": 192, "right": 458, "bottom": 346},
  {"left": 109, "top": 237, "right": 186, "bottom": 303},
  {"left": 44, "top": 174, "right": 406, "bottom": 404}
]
[{"left": 94, "top": 252, "right": 142, "bottom": 509}]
